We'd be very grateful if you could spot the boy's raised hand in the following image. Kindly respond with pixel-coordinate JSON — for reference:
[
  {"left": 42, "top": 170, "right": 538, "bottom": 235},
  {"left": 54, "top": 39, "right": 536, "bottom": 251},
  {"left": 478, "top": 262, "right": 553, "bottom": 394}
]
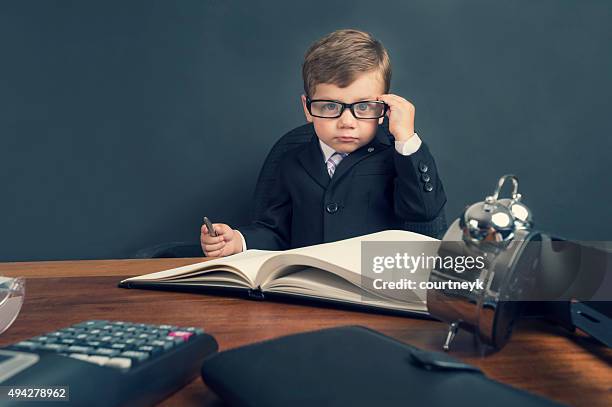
[
  {"left": 200, "top": 223, "right": 243, "bottom": 257},
  {"left": 377, "top": 94, "right": 416, "bottom": 142}
]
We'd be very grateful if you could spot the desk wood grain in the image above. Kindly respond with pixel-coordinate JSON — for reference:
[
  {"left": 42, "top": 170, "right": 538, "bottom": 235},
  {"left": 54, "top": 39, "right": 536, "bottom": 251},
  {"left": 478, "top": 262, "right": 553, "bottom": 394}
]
[{"left": 0, "top": 259, "right": 610, "bottom": 406}]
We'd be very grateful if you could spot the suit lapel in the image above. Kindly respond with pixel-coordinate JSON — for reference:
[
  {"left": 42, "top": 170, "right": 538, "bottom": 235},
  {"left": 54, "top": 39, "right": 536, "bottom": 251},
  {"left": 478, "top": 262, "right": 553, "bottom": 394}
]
[
  {"left": 297, "top": 134, "right": 330, "bottom": 189},
  {"left": 330, "top": 125, "right": 392, "bottom": 184}
]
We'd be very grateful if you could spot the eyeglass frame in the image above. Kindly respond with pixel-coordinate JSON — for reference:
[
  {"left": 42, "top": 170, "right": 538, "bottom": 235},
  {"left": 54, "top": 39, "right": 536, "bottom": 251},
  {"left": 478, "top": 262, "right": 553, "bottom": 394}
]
[{"left": 305, "top": 97, "right": 388, "bottom": 119}]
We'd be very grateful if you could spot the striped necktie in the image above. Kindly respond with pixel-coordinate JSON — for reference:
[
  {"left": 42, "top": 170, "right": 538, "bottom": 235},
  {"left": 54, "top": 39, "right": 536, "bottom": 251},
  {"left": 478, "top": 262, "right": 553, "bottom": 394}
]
[{"left": 326, "top": 152, "right": 347, "bottom": 178}]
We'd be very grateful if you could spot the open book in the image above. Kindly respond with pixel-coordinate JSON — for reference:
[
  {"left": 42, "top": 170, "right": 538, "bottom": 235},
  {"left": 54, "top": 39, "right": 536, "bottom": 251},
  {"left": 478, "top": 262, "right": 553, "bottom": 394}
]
[{"left": 119, "top": 230, "right": 439, "bottom": 316}]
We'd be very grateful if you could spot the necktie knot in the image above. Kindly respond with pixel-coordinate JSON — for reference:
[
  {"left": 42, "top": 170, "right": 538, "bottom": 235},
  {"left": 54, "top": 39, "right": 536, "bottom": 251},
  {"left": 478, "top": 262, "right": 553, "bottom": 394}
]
[{"left": 326, "top": 152, "right": 347, "bottom": 178}]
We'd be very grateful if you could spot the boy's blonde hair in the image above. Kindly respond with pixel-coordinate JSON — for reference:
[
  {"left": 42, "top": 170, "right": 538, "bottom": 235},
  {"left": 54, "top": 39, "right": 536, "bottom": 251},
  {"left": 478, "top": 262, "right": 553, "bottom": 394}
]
[{"left": 302, "top": 29, "right": 391, "bottom": 97}]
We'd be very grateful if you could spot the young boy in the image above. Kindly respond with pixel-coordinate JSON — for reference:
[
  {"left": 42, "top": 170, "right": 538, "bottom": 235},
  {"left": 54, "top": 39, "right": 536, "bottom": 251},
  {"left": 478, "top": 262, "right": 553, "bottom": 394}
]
[{"left": 201, "top": 29, "right": 446, "bottom": 257}]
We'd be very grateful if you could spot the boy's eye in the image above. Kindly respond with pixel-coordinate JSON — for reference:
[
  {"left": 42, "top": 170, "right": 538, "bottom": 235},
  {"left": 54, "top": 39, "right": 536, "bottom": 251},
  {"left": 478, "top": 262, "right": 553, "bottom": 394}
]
[
  {"left": 323, "top": 103, "right": 340, "bottom": 111},
  {"left": 356, "top": 103, "right": 370, "bottom": 111}
]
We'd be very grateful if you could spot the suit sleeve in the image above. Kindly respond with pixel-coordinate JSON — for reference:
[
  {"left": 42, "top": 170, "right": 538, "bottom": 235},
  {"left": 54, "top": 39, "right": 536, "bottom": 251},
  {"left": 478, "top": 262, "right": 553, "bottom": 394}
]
[
  {"left": 238, "top": 160, "right": 292, "bottom": 251},
  {"left": 393, "top": 141, "right": 447, "bottom": 222}
]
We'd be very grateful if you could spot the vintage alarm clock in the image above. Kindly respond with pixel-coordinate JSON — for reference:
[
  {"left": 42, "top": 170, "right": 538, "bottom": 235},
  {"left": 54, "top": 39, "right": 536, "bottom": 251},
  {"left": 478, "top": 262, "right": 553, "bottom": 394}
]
[
  {"left": 427, "top": 174, "right": 542, "bottom": 351},
  {"left": 460, "top": 174, "right": 533, "bottom": 248}
]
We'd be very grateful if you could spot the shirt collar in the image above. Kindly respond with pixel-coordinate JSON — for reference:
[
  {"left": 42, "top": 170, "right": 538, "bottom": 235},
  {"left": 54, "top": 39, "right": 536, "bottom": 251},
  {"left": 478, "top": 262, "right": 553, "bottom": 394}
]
[
  {"left": 318, "top": 140, "right": 337, "bottom": 163},
  {"left": 318, "top": 140, "right": 351, "bottom": 163}
]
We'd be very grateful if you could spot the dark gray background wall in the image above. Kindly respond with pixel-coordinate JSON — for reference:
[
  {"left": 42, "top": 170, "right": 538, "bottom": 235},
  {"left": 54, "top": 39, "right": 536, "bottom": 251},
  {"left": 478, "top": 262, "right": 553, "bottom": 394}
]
[{"left": 1, "top": 0, "right": 610, "bottom": 262}]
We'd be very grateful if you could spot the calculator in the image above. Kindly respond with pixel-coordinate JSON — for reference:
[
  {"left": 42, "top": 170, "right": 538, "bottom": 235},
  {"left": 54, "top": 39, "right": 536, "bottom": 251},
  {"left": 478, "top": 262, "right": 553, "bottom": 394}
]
[{"left": 0, "top": 320, "right": 218, "bottom": 406}]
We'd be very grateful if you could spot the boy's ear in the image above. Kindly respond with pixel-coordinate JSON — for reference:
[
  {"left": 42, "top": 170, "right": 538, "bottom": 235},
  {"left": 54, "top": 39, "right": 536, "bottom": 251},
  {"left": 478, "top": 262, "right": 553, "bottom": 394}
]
[{"left": 301, "top": 95, "right": 313, "bottom": 123}]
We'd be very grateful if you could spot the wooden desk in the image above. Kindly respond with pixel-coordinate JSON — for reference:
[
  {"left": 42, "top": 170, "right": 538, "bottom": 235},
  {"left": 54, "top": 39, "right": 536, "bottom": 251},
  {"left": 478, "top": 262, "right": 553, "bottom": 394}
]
[{"left": 0, "top": 259, "right": 610, "bottom": 406}]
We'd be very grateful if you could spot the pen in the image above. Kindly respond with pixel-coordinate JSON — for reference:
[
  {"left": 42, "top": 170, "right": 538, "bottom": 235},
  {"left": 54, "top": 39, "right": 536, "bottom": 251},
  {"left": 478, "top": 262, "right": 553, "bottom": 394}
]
[{"left": 203, "top": 216, "right": 218, "bottom": 237}]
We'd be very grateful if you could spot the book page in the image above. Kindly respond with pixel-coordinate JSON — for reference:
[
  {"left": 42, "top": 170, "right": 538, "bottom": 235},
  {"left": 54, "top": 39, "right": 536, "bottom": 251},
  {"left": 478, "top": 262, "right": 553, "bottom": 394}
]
[
  {"left": 120, "top": 249, "right": 279, "bottom": 288},
  {"left": 264, "top": 267, "right": 427, "bottom": 313},
  {"left": 256, "top": 230, "right": 439, "bottom": 303}
]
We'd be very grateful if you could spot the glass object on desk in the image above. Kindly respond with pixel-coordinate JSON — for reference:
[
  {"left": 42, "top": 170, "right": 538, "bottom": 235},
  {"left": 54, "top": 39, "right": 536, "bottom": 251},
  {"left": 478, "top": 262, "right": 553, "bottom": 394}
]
[{"left": 0, "top": 276, "right": 25, "bottom": 335}]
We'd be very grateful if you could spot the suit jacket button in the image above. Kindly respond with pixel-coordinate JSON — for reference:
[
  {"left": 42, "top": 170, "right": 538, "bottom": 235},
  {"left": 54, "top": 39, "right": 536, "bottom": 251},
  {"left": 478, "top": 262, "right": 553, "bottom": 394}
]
[
  {"left": 423, "top": 183, "right": 433, "bottom": 192},
  {"left": 418, "top": 162, "right": 429, "bottom": 173},
  {"left": 421, "top": 173, "right": 431, "bottom": 182},
  {"left": 326, "top": 203, "right": 339, "bottom": 214}
]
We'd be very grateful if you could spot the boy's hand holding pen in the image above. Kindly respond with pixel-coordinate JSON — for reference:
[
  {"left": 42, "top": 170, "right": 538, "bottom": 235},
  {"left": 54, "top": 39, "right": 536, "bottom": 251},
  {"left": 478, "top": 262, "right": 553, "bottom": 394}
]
[{"left": 200, "top": 216, "right": 244, "bottom": 257}]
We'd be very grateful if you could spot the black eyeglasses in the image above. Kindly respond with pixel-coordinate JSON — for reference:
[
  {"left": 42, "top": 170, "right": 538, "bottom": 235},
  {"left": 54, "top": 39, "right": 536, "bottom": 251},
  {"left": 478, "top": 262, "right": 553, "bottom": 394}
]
[{"left": 306, "top": 97, "right": 388, "bottom": 119}]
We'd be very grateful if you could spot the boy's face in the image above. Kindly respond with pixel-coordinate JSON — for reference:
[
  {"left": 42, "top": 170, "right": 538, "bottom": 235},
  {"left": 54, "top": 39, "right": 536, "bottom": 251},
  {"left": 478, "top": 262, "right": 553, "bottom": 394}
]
[{"left": 301, "top": 70, "right": 385, "bottom": 154}]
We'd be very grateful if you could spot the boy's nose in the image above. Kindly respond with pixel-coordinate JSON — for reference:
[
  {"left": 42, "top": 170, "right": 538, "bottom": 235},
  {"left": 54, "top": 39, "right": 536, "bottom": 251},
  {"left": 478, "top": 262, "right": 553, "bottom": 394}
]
[{"left": 338, "top": 107, "right": 357, "bottom": 126}]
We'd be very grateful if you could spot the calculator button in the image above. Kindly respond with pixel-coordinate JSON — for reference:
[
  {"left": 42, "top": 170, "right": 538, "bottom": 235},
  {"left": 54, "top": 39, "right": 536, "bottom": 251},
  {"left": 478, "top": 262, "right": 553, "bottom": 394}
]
[
  {"left": 69, "top": 353, "right": 90, "bottom": 362},
  {"left": 87, "top": 355, "right": 110, "bottom": 366},
  {"left": 149, "top": 340, "right": 173, "bottom": 350},
  {"left": 165, "top": 336, "right": 185, "bottom": 345},
  {"left": 42, "top": 344, "right": 69, "bottom": 352},
  {"left": 185, "top": 327, "right": 204, "bottom": 334},
  {"left": 68, "top": 346, "right": 94, "bottom": 354},
  {"left": 95, "top": 348, "right": 120, "bottom": 357},
  {"left": 106, "top": 357, "right": 132, "bottom": 369},
  {"left": 13, "top": 341, "right": 40, "bottom": 350},
  {"left": 120, "top": 351, "right": 150, "bottom": 362},
  {"left": 168, "top": 331, "right": 194, "bottom": 342},
  {"left": 75, "top": 321, "right": 108, "bottom": 328},
  {"left": 137, "top": 345, "right": 161, "bottom": 355},
  {"left": 124, "top": 338, "right": 146, "bottom": 346}
]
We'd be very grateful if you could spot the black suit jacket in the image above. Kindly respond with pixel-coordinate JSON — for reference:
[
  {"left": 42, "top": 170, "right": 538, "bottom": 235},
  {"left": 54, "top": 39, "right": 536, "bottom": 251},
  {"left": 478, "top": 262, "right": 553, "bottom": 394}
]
[{"left": 240, "top": 123, "right": 447, "bottom": 250}]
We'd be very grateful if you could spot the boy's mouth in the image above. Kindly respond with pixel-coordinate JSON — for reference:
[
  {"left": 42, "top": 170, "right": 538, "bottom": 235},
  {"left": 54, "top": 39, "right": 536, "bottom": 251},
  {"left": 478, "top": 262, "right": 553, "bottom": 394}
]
[{"left": 335, "top": 136, "right": 359, "bottom": 142}]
